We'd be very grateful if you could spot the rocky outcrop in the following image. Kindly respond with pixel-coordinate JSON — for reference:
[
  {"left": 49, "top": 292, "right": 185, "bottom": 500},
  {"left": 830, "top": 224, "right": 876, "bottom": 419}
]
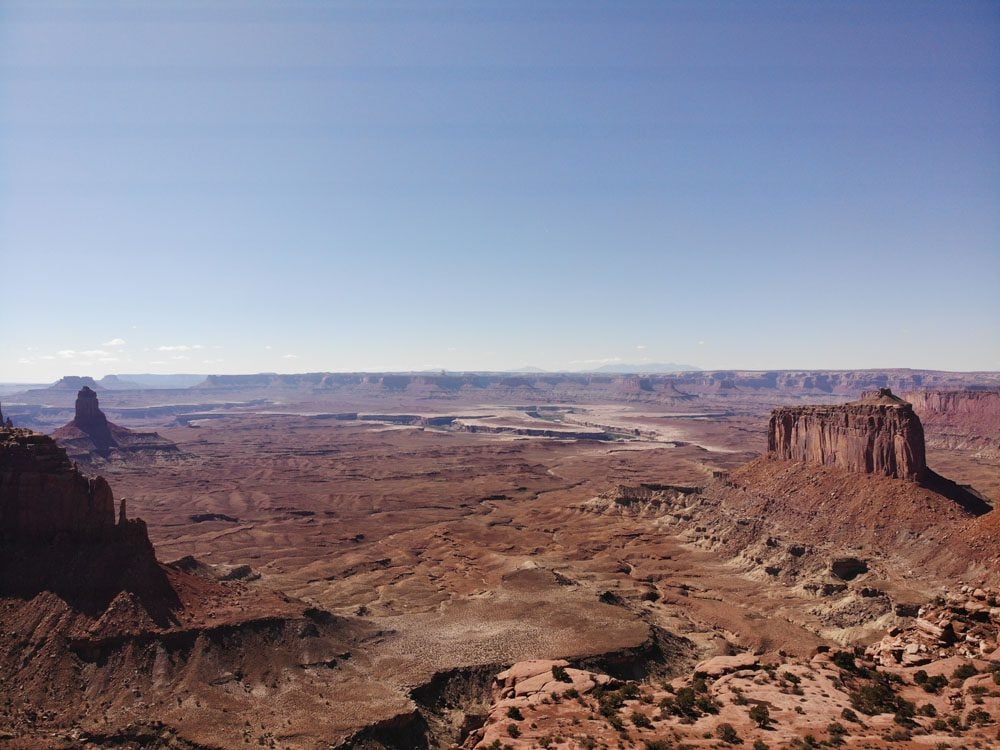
[
  {"left": 906, "top": 390, "right": 1000, "bottom": 460},
  {"left": 64, "top": 385, "right": 115, "bottom": 454},
  {"left": 866, "top": 585, "right": 999, "bottom": 667},
  {"left": 0, "top": 426, "right": 171, "bottom": 615},
  {"left": 907, "top": 389, "right": 1000, "bottom": 419},
  {"left": 767, "top": 388, "right": 926, "bottom": 481},
  {"left": 52, "top": 387, "right": 178, "bottom": 461}
]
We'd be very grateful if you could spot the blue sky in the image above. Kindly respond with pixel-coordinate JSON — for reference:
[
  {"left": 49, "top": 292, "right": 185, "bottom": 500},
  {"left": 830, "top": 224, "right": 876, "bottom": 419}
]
[{"left": 2, "top": 0, "right": 998, "bottom": 380}]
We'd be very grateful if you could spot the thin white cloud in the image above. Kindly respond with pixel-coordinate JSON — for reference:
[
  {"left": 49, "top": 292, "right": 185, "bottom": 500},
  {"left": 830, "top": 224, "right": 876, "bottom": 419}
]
[
  {"left": 40, "top": 355, "right": 55, "bottom": 360},
  {"left": 149, "top": 360, "right": 166, "bottom": 365},
  {"left": 282, "top": 353, "right": 299, "bottom": 359},
  {"left": 202, "top": 358, "right": 224, "bottom": 364},
  {"left": 102, "top": 337, "right": 126, "bottom": 347},
  {"left": 636, "top": 345, "right": 647, "bottom": 350},
  {"left": 17, "top": 358, "right": 31, "bottom": 365},
  {"left": 171, "top": 354, "right": 190, "bottom": 361},
  {"left": 156, "top": 344, "right": 204, "bottom": 352},
  {"left": 80, "top": 349, "right": 109, "bottom": 358},
  {"left": 57, "top": 350, "right": 76, "bottom": 359},
  {"left": 98, "top": 357, "right": 119, "bottom": 363},
  {"left": 264, "top": 345, "right": 273, "bottom": 350}
]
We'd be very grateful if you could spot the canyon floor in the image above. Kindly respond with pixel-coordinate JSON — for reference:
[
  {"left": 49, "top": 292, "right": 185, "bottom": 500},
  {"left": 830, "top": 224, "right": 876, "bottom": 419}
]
[{"left": 2, "top": 376, "right": 998, "bottom": 748}]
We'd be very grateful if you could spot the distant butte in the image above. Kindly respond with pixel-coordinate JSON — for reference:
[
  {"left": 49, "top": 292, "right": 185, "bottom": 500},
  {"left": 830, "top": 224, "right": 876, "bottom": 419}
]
[{"left": 51, "top": 386, "right": 178, "bottom": 461}]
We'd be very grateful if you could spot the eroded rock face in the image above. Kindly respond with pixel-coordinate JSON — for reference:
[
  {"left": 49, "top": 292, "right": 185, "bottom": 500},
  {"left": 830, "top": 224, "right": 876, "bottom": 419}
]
[
  {"left": 767, "top": 388, "right": 926, "bottom": 481},
  {"left": 0, "top": 430, "right": 115, "bottom": 541},
  {"left": 0, "top": 427, "right": 165, "bottom": 613},
  {"left": 906, "top": 390, "right": 1000, "bottom": 461},
  {"left": 906, "top": 389, "right": 1000, "bottom": 418}
]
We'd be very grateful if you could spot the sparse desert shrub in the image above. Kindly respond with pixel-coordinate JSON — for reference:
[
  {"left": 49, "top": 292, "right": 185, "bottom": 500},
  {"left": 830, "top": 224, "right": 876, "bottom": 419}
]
[
  {"left": 672, "top": 687, "right": 698, "bottom": 717},
  {"left": 850, "top": 676, "right": 908, "bottom": 716},
  {"left": 914, "top": 669, "right": 929, "bottom": 684},
  {"left": 966, "top": 708, "right": 992, "bottom": 726},
  {"left": 551, "top": 664, "right": 573, "bottom": 683},
  {"left": 783, "top": 671, "right": 801, "bottom": 685},
  {"left": 716, "top": 723, "right": 740, "bottom": 744},
  {"left": 827, "top": 721, "right": 847, "bottom": 736},
  {"left": 840, "top": 707, "right": 860, "bottom": 723},
  {"left": 695, "top": 695, "right": 718, "bottom": 714},
  {"left": 644, "top": 742, "right": 672, "bottom": 750},
  {"left": 599, "top": 702, "right": 620, "bottom": 718},
  {"left": 923, "top": 674, "right": 949, "bottom": 693},
  {"left": 506, "top": 723, "right": 521, "bottom": 738},
  {"left": 753, "top": 741, "right": 769, "bottom": 750},
  {"left": 749, "top": 704, "right": 770, "bottom": 728},
  {"left": 952, "top": 663, "right": 978, "bottom": 680},
  {"left": 832, "top": 651, "right": 856, "bottom": 672},
  {"left": 631, "top": 710, "right": 653, "bottom": 728},
  {"left": 919, "top": 702, "right": 937, "bottom": 717},
  {"left": 621, "top": 682, "right": 641, "bottom": 699},
  {"left": 506, "top": 706, "right": 523, "bottom": 721}
]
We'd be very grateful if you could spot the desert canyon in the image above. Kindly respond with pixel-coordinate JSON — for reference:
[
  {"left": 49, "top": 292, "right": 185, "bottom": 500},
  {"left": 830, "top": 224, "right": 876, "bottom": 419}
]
[{"left": 0, "top": 370, "right": 997, "bottom": 749}]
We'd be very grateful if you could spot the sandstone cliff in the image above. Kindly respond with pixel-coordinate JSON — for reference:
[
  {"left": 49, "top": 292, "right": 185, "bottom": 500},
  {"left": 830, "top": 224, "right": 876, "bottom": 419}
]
[
  {"left": 767, "top": 388, "right": 926, "bottom": 481},
  {"left": 0, "top": 425, "right": 392, "bottom": 748},
  {"left": 0, "top": 426, "right": 171, "bottom": 615},
  {"left": 906, "top": 390, "right": 1000, "bottom": 460}
]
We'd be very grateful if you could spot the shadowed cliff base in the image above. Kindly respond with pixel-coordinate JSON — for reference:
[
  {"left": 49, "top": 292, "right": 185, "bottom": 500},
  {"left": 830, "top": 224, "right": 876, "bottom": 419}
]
[{"left": 0, "top": 427, "right": 180, "bottom": 621}]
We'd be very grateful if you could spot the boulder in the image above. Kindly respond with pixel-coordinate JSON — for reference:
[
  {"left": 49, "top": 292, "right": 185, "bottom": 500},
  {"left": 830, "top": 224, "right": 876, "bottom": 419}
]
[{"left": 694, "top": 652, "right": 760, "bottom": 677}]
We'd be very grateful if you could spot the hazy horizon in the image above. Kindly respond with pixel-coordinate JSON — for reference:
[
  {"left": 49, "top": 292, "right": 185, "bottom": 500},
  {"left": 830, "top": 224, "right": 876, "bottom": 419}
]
[{"left": 3, "top": 1, "right": 998, "bottom": 380}]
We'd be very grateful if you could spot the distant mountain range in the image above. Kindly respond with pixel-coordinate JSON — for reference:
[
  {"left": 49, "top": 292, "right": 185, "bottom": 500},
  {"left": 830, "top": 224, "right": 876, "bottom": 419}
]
[{"left": 589, "top": 362, "right": 701, "bottom": 374}]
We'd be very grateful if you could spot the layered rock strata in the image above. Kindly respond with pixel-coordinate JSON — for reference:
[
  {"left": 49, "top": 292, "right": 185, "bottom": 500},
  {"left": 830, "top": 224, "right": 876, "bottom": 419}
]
[
  {"left": 0, "top": 426, "right": 170, "bottom": 614},
  {"left": 767, "top": 388, "right": 926, "bottom": 481},
  {"left": 906, "top": 389, "right": 1000, "bottom": 459}
]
